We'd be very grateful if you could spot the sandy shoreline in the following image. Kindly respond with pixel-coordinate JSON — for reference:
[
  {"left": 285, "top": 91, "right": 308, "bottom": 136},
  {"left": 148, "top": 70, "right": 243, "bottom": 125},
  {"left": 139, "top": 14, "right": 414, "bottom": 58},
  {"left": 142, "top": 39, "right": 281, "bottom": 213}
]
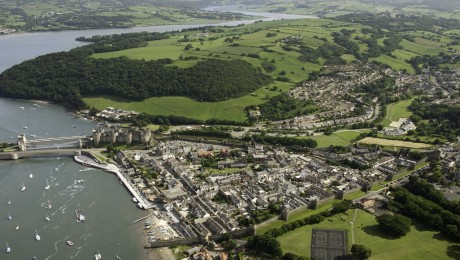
[{"left": 140, "top": 209, "right": 176, "bottom": 260}]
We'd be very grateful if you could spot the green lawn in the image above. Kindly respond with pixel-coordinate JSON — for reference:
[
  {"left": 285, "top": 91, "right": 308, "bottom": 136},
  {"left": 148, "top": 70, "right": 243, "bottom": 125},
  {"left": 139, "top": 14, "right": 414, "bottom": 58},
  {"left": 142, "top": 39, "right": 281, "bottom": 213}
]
[
  {"left": 257, "top": 190, "right": 366, "bottom": 234},
  {"left": 83, "top": 82, "right": 291, "bottom": 122},
  {"left": 278, "top": 208, "right": 458, "bottom": 259},
  {"left": 305, "top": 129, "right": 370, "bottom": 148},
  {"left": 370, "top": 54, "right": 415, "bottom": 73},
  {"left": 381, "top": 97, "right": 416, "bottom": 126}
]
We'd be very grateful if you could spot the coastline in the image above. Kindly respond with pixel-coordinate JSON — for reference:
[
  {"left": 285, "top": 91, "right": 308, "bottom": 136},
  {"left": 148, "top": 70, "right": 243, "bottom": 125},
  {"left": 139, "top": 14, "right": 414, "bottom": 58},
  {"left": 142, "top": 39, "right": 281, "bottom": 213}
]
[{"left": 73, "top": 152, "right": 177, "bottom": 259}]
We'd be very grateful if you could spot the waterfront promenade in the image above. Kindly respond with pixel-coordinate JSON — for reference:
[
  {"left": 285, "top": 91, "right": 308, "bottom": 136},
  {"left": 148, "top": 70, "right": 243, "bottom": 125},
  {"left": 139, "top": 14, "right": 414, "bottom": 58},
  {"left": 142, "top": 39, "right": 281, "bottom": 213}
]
[{"left": 74, "top": 154, "right": 154, "bottom": 210}]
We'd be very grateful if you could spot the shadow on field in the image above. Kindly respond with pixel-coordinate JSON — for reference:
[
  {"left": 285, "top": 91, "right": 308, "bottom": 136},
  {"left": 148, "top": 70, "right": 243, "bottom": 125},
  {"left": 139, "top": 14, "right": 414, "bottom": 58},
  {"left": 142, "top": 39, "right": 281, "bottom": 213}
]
[
  {"left": 362, "top": 225, "right": 397, "bottom": 240},
  {"left": 447, "top": 245, "right": 460, "bottom": 259}
]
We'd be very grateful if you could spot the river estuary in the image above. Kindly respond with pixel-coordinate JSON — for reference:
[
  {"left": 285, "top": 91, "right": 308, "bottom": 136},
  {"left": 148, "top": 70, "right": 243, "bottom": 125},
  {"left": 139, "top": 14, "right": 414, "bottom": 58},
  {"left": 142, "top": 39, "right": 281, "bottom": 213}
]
[{"left": 0, "top": 8, "right": 313, "bottom": 260}]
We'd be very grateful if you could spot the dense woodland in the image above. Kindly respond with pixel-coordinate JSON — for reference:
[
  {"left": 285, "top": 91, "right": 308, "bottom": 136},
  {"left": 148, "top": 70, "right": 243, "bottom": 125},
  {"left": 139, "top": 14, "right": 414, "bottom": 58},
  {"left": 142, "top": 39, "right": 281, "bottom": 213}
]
[
  {"left": 408, "top": 98, "right": 460, "bottom": 142},
  {"left": 388, "top": 184, "right": 460, "bottom": 241},
  {"left": 248, "top": 93, "right": 318, "bottom": 121},
  {"left": 0, "top": 37, "right": 272, "bottom": 110}
]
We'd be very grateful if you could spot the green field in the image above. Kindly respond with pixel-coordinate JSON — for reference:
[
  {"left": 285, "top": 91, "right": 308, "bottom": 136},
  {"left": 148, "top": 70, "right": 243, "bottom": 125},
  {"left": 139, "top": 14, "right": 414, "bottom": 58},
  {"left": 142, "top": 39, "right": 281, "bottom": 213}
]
[
  {"left": 256, "top": 190, "right": 367, "bottom": 234},
  {"left": 83, "top": 82, "right": 291, "bottom": 122},
  {"left": 278, "top": 208, "right": 458, "bottom": 259},
  {"left": 358, "top": 137, "right": 432, "bottom": 149},
  {"left": 381, "top": 97, "right": 416, "bottom": 126},
  {"left": 305, "top": 129, "right": 370, "bottom": 148},
  {"left": 370, "top": 54, "right": 415, "bottom": 73}
]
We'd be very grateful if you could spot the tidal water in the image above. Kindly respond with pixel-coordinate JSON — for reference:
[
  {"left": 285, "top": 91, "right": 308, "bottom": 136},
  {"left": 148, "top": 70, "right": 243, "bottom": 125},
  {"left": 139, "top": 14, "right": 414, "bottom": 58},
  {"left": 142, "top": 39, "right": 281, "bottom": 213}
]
[{"left": 0, "top": 9, "right": 314, "bottom": 259}]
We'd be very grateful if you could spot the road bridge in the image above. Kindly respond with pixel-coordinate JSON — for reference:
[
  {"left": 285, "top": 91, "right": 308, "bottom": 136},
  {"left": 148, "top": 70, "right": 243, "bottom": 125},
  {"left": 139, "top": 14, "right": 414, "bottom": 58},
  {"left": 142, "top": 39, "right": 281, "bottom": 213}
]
[{"left": 17, "top": 134, "right": 92, "bottom": 151}]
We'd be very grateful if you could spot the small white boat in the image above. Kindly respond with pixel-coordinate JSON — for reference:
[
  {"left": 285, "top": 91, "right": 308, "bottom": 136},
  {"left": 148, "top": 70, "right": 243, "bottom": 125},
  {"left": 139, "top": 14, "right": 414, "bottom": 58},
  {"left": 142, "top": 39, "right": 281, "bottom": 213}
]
[
  {"left": 29, "top": 173, "right": 33, "bottom": 178},
  {"left": 35, "top": 229, "right": 41, "bottom": 241},
  {"left": 44, "top": 179, "right": 50, "bottom": 190},
  {"left": 23, "top": 126, "right": 27, "bottom": 129},
  {"left": 21, "top": 182, "right": 26, "bottom": 192},
  {"left": 8, "top": 201, "right": 11, "bottom": 205},
  {"left": 45, "top": 214, "right": 50, "bottom": 221},
  {"left": 76, "top": 179, "right": 84, "bottom": 184},
  {"left": 137, "top": 202, "right": 143, "bottom": 209},
  {"left": 66, "top": 240, "right": 74, "bottom": 246},
  {"left": 94, "top": 251, "right": 102, "bottom": 260},
  {"left": 54, "top": 168, "right": 59, "bottom": 172},
  {"left": 7, "top": 213, "right": 12, "bottom": 221},
  {"left": 132, "top": 197, "right": 138, "bottom": 203},
  {"left": 5, "top": 242, "right": 11, "bottom": 253},
  {"left": 46, "top": 200, "right": 52, "bottom": 209},
  {"left": 15, "top": 224, "right": 19, "bottom": 230},
  {"left": 19, "top": 106, "right": 24, "bottom": 110},
  {"left": 116, "top": 255, "right": 121, "bottom": 260},
  {"left": 75, "top": 209, "right": 86, "bottom": 222}
]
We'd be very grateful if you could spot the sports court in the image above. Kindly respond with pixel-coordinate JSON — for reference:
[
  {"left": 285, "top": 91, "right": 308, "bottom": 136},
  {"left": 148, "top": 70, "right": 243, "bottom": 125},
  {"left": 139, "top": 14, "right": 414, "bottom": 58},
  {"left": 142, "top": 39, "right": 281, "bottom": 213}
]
[{"left": 311, "top": 229, "right": 347, "bottom": 260}]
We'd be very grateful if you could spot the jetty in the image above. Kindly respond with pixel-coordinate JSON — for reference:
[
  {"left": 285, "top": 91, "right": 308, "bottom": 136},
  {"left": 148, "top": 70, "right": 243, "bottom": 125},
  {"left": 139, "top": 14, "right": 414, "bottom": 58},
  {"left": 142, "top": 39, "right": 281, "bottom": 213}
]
[{"left": 132, "top": 214, "right": 150, "bottom": 224}]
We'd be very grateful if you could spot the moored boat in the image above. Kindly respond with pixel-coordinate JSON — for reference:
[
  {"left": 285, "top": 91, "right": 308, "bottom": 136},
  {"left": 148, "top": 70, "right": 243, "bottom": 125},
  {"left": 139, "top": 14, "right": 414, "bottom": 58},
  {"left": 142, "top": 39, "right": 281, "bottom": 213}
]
[
  {"left": 44, "top": 179, "right": 50, "bottom": 190},
  {"left": 35, "top": 229, "right": 41, "bottom": 241},
  {"left": 21, "top": 182, "right": 26, "bottom": 192},
  {"left": 66, "top": 240, "right": 73, "bottom": 246},
  {"left": 5, "top": 242, "right": 11, "bottom": 253}
]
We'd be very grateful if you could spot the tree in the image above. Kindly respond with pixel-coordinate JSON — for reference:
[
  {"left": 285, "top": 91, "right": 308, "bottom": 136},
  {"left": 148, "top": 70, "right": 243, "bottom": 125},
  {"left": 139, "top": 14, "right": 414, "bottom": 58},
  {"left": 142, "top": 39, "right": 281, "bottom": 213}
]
[
  {"left": 351, "top": 244, "right": 372, "bottom": 259},
  {"left": 247, "top": 234, "right": 283, "bottom": 257},
  {"left": 376, "top": 213, "right": 411, "bottom": 238}
]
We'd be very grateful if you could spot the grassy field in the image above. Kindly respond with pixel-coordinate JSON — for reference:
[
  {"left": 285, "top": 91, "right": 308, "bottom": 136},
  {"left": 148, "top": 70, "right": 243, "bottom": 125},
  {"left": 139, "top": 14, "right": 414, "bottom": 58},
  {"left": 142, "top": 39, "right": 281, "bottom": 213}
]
[
  {"left": 381, "top": 97, "right": 416, "bottom": 126},
  {"left": 278, "top": 208, "right": 458, "bottom": 259},
  {"left": 370, "top": 54, "right": 415, "bottom": 73},
  {"left": 256, "top": 190, "right": 367, "bottom": 234},
  {"left": 304, "top": 129, "right": 370, "bottom": 148},
  {"left": 358, "top": 137, "right": 432, "bottom": 149},
  {"left": 83, "top": 82, "right": 291, "bottom": 122}
]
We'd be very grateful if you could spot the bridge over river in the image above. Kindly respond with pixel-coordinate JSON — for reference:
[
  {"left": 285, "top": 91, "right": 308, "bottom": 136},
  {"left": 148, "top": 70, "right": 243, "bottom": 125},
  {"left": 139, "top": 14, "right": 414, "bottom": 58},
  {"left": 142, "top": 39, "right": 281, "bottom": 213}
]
[{"left": 16, "top": 134, "right": 93, "bottom": 151}]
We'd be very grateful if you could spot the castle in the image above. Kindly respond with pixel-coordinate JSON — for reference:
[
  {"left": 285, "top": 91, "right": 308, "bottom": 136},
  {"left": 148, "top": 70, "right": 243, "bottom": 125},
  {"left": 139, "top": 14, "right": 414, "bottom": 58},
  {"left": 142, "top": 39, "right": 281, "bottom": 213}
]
[{"left": 92, "top": 124, "right": 152, "bottom": 146}]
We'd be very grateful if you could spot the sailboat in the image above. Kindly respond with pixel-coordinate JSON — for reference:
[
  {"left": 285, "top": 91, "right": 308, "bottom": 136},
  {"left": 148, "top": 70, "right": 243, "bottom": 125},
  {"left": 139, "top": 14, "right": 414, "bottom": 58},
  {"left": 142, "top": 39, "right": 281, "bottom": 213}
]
[
  {"left": 15, "top": 224, "right": 20, "bottom": 230},
  {"left": 46, "top": 200, "right": 52, "bottom": 209},
  {"left": 20, "top": 182, "right": 26, "bottom": 192},
  {"left": 94, "top": 250, "right": 102, "bottom": 260},
  {"left": 44, "top": 179, "right": 50, "bottom": 190},
  {"left": 7, "top": 201, "right": 11, "bottom": 205},
  {"left": 7, "top": 212, "right": 12, "bottom": 221},
  {"left": 35, "top": 229, "right": 41, "bottom": 241},
  {"left": 5, "top": 242, "right": 11, "bottom": 253},
  {"left": 29, "top": 173, "right": 33, "bottom": 178},
  {"left": 45, "top": 213, "right": 50, "bottom": 221}
]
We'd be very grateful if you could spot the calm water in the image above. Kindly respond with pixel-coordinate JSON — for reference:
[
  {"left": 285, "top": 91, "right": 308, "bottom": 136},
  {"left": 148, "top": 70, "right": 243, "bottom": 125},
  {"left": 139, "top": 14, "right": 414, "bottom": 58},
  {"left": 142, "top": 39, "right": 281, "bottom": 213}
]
[{"left": 0, "top": 9, "right": 313, "bottom": 259}]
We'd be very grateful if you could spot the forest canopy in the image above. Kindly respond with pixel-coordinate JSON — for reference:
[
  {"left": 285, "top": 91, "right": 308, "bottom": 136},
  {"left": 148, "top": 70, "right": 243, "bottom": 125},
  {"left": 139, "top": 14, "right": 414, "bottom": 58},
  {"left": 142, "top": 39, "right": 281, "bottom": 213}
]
[{"left": 0, "top": 39, "right": 272, "bottom": 110}]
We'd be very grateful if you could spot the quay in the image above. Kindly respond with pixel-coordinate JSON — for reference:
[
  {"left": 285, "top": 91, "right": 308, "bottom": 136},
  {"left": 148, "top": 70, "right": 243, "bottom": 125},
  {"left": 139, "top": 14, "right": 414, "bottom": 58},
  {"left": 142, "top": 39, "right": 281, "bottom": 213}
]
[{"left": 74, "top": 155, "right": 153, "bottom": 210}]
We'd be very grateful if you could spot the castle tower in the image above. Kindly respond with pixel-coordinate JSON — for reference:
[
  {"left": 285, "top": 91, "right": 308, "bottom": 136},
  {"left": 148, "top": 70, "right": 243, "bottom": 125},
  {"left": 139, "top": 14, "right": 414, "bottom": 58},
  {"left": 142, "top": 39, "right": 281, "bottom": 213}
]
[
  {"left": 17, "top": 134, "right": 27, "bottom": 151},
  {"left": 92, "top": 131, "right": 101, "bottom": 146},
  {"left": 124, "top": 132, "right": 133, "bottom": 145},
  {"left": 110, "top": 132, "right": 118, "bottom": 144}
]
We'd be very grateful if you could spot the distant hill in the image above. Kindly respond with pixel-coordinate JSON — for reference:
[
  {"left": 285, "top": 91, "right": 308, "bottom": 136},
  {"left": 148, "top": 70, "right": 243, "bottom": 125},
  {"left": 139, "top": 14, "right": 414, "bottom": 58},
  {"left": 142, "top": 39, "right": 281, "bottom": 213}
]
[{"left": 0, "top": 46, "right": 272, "bottom": 110}]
